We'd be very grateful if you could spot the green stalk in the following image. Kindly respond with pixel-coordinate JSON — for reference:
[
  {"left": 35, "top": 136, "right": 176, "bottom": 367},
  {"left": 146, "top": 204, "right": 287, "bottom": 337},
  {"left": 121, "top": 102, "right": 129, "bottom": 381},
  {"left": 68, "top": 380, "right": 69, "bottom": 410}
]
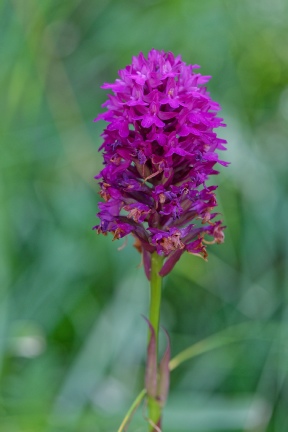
[{"left": 147, "top": 252, "right": 164, "bottom": 431}]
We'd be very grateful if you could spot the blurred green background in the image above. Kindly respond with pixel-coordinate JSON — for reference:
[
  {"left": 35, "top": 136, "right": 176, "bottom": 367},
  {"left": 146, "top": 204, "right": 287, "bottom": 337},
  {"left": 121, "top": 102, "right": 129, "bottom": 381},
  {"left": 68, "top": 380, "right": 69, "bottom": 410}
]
[{"left": 1, "top": 0, "right": 288, "bottom": 431}]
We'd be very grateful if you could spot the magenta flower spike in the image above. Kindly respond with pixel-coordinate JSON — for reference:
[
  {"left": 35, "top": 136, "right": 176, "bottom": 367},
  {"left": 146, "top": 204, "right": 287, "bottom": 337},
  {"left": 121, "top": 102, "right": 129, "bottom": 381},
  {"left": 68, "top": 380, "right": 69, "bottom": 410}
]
[{"left": 94, "top": 49, "right": 228, "bottom": 279}]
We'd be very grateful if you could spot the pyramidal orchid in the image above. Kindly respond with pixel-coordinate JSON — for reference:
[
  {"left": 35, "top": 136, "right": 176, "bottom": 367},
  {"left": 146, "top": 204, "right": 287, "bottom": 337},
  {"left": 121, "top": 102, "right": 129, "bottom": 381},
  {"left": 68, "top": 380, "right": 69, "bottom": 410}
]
[
  {"left": 94, "top": 49, "right": 228, "bottom": 431},
  {"left": 94, "top": 49, "right": 228, "bottom": 279}
]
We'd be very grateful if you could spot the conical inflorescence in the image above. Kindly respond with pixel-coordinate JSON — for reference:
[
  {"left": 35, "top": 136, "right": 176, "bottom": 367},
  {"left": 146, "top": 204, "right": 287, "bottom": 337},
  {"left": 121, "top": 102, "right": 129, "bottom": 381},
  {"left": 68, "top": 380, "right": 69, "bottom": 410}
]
[{"left": 94, "top": 49, "right": 228, "bottom": 278}]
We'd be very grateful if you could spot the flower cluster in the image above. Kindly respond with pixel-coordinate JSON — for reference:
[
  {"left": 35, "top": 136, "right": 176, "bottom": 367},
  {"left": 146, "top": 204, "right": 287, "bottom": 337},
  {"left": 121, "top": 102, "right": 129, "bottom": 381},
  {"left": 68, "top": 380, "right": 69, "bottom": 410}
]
[{"left": 94, "top": 49, "right": 228, "bottom": 278}]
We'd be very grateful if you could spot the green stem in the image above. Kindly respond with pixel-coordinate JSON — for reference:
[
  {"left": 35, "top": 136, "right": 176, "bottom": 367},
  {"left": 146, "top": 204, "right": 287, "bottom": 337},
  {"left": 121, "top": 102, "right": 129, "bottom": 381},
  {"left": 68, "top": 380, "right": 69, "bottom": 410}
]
[
  {"left": 147, "top": 252, "right": 164, "bottom": 431},
  {"left": 148, "top": 253, "right": 164, "bottom": 350}
]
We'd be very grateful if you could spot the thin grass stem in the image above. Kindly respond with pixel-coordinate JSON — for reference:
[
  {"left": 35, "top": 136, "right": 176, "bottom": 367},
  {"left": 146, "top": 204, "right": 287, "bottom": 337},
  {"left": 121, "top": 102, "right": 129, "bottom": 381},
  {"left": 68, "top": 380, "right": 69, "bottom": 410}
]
[{"left": 117, "top": 389, "right": 147, "bottom": 432}]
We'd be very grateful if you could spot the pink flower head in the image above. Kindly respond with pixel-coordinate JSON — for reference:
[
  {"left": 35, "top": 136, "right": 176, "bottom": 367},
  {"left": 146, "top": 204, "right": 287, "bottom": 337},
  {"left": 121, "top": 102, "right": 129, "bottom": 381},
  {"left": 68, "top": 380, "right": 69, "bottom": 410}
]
[{"left": 94, "top": 49, "right": 228, "bottom": 278}]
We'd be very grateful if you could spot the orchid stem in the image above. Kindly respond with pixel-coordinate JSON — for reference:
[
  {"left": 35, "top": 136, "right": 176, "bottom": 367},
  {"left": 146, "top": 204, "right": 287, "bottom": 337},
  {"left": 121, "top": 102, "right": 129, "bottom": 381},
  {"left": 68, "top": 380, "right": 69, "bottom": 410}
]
[{"left": 147, "top": 252, "right": 164, "bottom": 431}]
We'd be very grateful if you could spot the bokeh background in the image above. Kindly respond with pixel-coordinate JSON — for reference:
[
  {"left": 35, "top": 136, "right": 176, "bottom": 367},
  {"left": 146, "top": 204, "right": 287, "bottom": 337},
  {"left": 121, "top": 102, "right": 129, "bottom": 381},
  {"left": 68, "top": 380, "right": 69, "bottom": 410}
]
[{"left": 1, "top": 0, "right": 288, "bottom": 431}]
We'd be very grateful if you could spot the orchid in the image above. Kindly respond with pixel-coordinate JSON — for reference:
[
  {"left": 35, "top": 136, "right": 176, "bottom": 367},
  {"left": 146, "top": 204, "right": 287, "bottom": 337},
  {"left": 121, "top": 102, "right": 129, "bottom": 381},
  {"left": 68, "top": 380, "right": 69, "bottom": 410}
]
[
  {"left": 94, "top": 49, "right": 228, "bottom": 431},
  {"left": 94, "top": 49, "right": 228, "bottom": 279}
]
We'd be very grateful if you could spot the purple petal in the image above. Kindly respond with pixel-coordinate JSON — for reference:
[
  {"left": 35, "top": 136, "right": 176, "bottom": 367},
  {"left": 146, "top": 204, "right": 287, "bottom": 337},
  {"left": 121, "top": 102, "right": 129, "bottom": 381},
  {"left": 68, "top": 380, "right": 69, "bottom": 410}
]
[
  {"left": 165, "top": 147, "right": 189, "bottom": 157},
  {"left": 141, "top": 115, "right": 154, "bottom": 128},
  {"left": 154, "top": 116, "right": 165, "bottom": 128},
  {"left": 158, "top": 111, "right": 178, "bottom": 120}
]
